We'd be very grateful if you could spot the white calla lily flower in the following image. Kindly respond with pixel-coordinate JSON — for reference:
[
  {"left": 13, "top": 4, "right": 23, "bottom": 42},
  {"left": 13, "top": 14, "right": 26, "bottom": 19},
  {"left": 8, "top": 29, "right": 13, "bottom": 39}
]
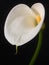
[{"left": 4, "top": 3, "right": 45, "bottom": 46}]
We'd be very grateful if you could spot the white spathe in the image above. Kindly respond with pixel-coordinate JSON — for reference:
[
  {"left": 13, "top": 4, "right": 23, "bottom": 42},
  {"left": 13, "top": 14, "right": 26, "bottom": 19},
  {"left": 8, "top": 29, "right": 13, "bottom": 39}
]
[{"left": 4, "top": 3, "right": 45, "bottom": 46}]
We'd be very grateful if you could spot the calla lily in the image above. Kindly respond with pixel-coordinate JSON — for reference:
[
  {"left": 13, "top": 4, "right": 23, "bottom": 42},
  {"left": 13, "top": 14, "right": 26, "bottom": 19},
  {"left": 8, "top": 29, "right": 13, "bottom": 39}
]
[{"left": 4, "top": 3, "right": 45, "bottom": 46}]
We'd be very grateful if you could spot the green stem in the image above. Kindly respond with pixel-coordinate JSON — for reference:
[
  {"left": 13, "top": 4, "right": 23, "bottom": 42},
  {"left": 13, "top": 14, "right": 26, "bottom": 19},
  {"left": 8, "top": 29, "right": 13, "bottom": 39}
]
[
  {"left": 16, "top": 45, "right": 18, "bottom": 54},
  {"left": 29, "top": 22, "right": 45, "bottom": 65}
]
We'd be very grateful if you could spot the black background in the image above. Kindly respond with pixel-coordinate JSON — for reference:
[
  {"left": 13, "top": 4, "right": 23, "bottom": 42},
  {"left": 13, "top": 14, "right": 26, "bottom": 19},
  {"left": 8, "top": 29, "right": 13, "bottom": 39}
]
[{"left": 0, "top": 0, "right": 49, "bottom": 65}]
